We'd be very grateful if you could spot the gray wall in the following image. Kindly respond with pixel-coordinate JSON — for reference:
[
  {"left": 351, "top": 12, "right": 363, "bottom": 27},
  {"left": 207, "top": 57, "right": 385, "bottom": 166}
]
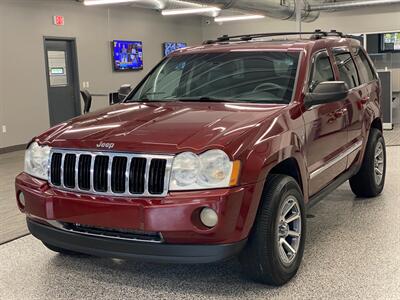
[{"left": 0, "top": 0, "right": 203, "bottom": 148}]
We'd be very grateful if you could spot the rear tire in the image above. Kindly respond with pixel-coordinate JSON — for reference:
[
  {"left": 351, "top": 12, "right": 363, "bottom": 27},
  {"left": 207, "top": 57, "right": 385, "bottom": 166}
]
[
  {"left": 43, "top": 242, "right": 86, "bottom": 256},
  {"left": 349, "top": 128, "right": 386, "bottom": 198},
  {"left": 239, "top": 174, "right": 306, "bottom": 286}
]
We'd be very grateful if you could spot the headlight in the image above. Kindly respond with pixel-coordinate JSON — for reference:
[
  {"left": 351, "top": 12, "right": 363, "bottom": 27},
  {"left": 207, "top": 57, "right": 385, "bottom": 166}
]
[
  {"left": 169, "top": 149, "right": 240, "bottom": 191},
  {"left": 24, "top": 142, "right": 51, "bottom": 180}
]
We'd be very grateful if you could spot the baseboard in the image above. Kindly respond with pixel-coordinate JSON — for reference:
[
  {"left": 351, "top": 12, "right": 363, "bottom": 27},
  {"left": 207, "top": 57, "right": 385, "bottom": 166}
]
[
  {"left": 0, "top": 144, "right": 27, "bottom": 154},
  {"left": 383, "top": 123, "right": 393, "bottom": 130}
]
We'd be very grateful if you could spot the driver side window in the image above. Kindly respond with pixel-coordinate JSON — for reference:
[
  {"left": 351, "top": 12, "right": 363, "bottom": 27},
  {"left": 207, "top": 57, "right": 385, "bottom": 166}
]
[{"left": 309, "top": 51, "right": 335, "bottom": 92}]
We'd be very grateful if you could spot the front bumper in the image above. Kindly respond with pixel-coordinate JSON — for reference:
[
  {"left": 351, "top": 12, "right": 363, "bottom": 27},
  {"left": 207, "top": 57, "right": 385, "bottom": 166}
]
[
  {"left": 27, "top": 218, "right": 246, "bottom": 263},
  {"left": 16, "top": 172, "right": 262, "bottom": 246}
]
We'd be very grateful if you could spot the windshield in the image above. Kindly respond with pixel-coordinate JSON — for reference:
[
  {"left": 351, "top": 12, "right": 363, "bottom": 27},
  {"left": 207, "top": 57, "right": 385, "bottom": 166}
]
[{"left": 127, "top": 51, "right": 300, "bottom": 104}]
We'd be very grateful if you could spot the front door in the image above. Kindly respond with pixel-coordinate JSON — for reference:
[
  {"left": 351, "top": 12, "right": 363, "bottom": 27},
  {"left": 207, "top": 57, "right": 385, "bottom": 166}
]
[
  {"left": 44, "top": 38, "right": 80, "bottom": 126},
  {"left": 303, "top": 50, "right": 349, "bottom": 196}
]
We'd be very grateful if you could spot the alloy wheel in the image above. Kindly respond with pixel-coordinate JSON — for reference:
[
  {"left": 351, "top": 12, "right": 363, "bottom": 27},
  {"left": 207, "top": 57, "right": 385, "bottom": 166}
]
[
  {"left": 276, "top": 195, "right": 302, "bottom": 266},
  {"left": 374, "top": 141, "right": 385, "bottom": 185}
]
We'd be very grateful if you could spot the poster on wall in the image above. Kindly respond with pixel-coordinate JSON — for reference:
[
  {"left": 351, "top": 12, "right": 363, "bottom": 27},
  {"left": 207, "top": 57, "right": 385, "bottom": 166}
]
[
  {"left": 163, "top": 42, "right": 187, "bottom": 56},
  {"left": 112, "top": 40, "right": 143, "bottom": 71}
]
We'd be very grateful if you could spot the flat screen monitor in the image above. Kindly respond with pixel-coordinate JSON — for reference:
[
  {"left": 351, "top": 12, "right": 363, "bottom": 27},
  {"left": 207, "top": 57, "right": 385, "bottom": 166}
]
[
  {"left": 381, "top": 32, "right": 400, "bottom": 52},
  {"left": 163, "top": 42, "right": 187, "bottom": 56},
  {"left": 112, "top": 40, "right": 143, "bottom": 71}
]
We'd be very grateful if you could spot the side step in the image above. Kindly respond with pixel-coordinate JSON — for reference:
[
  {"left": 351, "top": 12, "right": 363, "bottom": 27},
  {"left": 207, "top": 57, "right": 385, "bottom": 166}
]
[{"left": 307, "top": 164, "right": 359, "bottom": 210}]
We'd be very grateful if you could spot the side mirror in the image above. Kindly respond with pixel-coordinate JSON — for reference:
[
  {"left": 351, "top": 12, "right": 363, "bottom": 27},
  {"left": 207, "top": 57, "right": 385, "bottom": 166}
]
[
  {"left": 305, "top": 81, "right": 349, "bottom": 109},
  {"left": 118, "top": 84, "right": 132, "bottom": 102}
]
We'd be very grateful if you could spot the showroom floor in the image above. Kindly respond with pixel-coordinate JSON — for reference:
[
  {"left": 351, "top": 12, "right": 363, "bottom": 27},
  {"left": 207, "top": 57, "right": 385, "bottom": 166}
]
[
  {"left": 1, "top": 145, "right": 399, "bottom": 299},
  {"left": 0, "top": 150, "right": 26, "bottom": 244}
]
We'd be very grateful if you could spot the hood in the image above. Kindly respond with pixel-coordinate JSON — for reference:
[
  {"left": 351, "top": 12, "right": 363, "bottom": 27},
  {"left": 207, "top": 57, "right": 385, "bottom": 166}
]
[{"left": 38, "top": 102, "right": 286, "bottom": 155}]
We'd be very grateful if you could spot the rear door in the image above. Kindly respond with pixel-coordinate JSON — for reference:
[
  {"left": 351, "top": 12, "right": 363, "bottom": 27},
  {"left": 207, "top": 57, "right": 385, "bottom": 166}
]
[
  {"left": 303, "top": 50, "right": 349, "bottom": 196},
  {"left": 332, "top": 48, "right": 365, "bottom": 168}
]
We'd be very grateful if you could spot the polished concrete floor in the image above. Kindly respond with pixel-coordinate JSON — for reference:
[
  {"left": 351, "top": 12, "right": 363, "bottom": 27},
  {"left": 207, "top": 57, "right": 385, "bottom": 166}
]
[
  {"left": 0, "top": 146, "right": 399, "bottom": 299},
  {"left": 0, "top": 150, "right": 26, "bottom": 244}
]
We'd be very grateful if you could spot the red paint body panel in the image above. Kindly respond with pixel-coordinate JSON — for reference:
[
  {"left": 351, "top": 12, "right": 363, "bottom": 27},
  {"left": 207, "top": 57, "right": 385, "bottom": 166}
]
[
  {"left": 16, "top": 172, "right": 264, "bottom": 244},
  {"left": 16, "top": 37, "right": 382, "bottom": 248}
]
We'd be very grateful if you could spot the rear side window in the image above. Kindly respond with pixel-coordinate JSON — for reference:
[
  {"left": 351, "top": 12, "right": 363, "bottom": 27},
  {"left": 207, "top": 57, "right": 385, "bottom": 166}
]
[
  {"left": 353, "top": 48, "right": 376, "bottom": 83},
  {"left": 309, "top": 51, "right": 335, "bottom": 92},
  {"left": 334, "top": 52, "right": 360, "bottom": 89}
]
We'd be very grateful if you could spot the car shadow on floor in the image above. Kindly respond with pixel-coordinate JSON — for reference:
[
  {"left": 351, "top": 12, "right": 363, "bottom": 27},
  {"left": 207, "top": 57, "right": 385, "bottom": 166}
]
[{"left": 44, "top": 254, "right": 277, "bottom": 298}]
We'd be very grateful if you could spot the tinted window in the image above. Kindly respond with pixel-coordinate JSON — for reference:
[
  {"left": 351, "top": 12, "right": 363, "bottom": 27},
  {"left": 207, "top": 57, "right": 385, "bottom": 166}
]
[
  {"left": 334, "top": 52, "right": 360, "bottom": 89},
  {"left": 353, "top": 48, "right": 376, "bottom": 83},
  {"left": 129, "top": 52, "right": 300, "bottom": 104},
  {"left": 309, "top": 51, "right": 334, "bottom": 92}
]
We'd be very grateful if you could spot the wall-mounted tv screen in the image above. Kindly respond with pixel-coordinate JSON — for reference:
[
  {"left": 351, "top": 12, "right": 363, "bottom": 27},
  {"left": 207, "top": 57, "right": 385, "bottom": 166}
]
[
  {"left": 163, "top": 42, "right": 187, "bottom": 56},
  {"left": 112, "top": 40, "right": 143, "bottom": 71},
  {"left": 381, "top": 32, "right": 400, "bottom": 52}
]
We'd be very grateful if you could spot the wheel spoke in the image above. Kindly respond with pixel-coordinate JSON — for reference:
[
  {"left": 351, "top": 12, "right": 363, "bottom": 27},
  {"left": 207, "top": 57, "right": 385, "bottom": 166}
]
[
  {"left": 278, "top": 241, "right": 289, "bottom": 262},
  {"left": 281, "top": 238, "right": 296, "bottom": 254},
  {"left": 282, "top": 201, "right": 296, "bottom": 218},
  {"left": 285, "top": 212, "right": 300, "bottom": 224},
  {"left": 375, "top": 168, "right": 383, "bottom": 175},
  {"left": 288, "top": 230, "right": 300, "bottom": 237},
  {"left": 375, "top": 148, "right": 383, "bottom": 158}
]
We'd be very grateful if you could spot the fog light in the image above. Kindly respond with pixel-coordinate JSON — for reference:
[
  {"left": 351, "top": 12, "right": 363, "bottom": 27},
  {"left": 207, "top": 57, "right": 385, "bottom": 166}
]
[
  {"left": 18, "top": 192, "right": 26, "bottom": 207},
  {"left": 200, "top": 208, "right": 218, "bottom": 228}
]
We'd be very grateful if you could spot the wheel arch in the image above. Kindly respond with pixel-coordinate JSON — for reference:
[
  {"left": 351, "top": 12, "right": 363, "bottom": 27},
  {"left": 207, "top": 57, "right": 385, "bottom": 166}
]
[
  {"left": 370, "top": 117, "right": 383, "bottom": 133},
  {"left": 269, "top": 157, "right": 303, "bottom": 193},
  {"left": 241, "top": 151, "right": 308, "bottom": 241}
]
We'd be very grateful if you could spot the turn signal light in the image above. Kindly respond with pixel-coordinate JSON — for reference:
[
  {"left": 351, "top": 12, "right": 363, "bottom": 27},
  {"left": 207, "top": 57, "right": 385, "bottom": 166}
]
[{"left": 229, "top": 160, "right": 241, "bottom": 186}]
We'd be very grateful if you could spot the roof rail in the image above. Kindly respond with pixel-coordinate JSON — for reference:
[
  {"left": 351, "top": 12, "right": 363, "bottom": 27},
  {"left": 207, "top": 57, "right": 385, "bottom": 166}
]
[{"left": 203, "top": 29, "right": 350, "bottom": 44}]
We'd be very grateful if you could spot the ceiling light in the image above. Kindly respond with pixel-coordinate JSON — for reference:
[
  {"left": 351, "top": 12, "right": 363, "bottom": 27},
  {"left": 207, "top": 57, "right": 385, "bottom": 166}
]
[
  {"left": 161, "top": 7, "right": 221, "bottom": 16},
  {"left": 83, "top": 0, "right": 140, "bottom": 6},
  {"left": 214, "top": 15, "right": 265, "bottom": 22}
]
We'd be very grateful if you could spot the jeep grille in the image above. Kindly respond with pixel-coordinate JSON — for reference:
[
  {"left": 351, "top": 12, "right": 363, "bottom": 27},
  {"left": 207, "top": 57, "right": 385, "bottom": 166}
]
[{"left": 49, "top": 149, "right": 173, "bottom": 197}]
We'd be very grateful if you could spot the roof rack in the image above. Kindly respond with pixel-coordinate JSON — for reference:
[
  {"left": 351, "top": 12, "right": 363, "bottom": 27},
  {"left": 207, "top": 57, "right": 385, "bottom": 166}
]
[{"left": 203, "top": 29, "right": 350, "bottom": 44}]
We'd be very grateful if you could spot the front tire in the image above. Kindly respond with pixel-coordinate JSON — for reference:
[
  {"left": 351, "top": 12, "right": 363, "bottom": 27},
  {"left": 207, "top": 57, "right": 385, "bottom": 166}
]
[
  {"left": 349, "top": 128, "right": 386, "bottom": 198},
  {"left": 239, "top": 174, "right": 306, "bottom": 286}
]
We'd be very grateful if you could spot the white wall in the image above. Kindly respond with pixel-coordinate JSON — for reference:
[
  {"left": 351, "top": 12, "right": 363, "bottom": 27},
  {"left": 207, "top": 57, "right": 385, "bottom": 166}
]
[{"left": 0, "top": 0, "right": 203, "bottom": 148}]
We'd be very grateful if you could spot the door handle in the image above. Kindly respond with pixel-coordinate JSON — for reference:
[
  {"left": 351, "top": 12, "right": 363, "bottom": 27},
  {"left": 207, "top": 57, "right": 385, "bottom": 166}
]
[
  {"left": 334, "top": 108, "right": 345, "bottom": 118},
  {"left": 361, "top": 96, "right": 370, "bottom": 104}
]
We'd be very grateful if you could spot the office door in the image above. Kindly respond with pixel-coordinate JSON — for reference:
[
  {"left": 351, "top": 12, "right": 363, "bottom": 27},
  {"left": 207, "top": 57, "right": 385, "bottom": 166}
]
[{"left": 44, "top": 38, "right": 81, "bottom": 126}]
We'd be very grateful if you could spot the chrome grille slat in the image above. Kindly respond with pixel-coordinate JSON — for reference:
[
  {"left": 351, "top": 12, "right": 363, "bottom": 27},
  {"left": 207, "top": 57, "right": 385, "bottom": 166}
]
[
  {"left": 144, "top": 158, "right": 151, "bottom": 195},
  {"left": 125, "top": 158, "right": 132, "bottom": 195},
  {"left": 74, "top": 153, "right": 80, "bottom": 191},
  {"left": 49, "top": 149, "right": 173, "bottom": 197},
  {"left": 107, "top": 156, "right": 113, "bottom": 193},
  {"left": 89, "top": 154, "right": 95, "bottom": 192},
  {"left": 60, "top": 153, "right": 65, "bottom": 189}
]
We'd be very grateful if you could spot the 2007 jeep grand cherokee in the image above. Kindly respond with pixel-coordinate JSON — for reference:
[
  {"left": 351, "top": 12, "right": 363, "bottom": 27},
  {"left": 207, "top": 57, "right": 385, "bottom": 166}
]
[{"left": 16, "top": 30, "right": 386, "bottom": 286}]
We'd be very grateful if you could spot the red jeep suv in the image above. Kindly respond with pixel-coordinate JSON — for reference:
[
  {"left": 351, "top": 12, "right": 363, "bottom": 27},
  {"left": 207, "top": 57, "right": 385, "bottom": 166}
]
[{"left": 16, "top": 30, "right": 386, "bottom": 286}]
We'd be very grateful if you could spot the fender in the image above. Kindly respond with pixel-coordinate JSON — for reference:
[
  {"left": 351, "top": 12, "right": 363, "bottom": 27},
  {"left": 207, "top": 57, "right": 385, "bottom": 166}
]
[{"left": 235, "top": 129, "right": 309, "bottom": 238}]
